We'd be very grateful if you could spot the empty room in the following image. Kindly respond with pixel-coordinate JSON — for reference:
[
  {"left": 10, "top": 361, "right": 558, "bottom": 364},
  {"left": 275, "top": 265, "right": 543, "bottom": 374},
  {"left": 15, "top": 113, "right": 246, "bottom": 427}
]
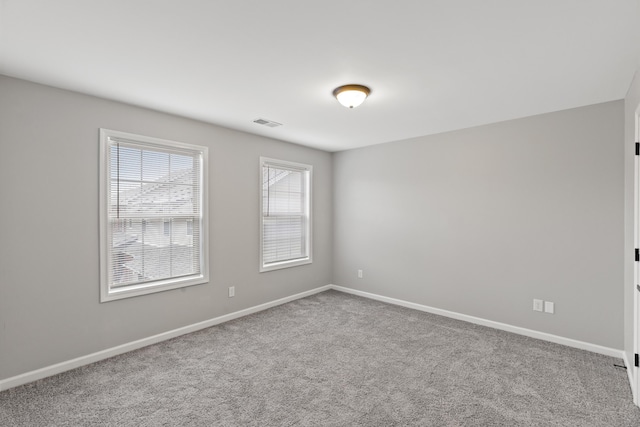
[{"left": 2, "top": 1, "right": 640, "bottom": 425}]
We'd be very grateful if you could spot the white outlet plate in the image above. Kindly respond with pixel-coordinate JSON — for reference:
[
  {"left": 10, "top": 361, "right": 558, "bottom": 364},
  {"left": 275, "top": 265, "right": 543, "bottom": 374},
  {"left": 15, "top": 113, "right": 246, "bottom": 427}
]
[
  {"left": 357, "top": 269, "right": 363, "bottom": 279},
  {"left": 228, "top": 286, "right": 235, "bottom": 298},
  {"left": 544, "top": 301, "right": 554, "bottom": 314},
  {"left": 533, "top": 299, "right": 543, "bottom": 312}
]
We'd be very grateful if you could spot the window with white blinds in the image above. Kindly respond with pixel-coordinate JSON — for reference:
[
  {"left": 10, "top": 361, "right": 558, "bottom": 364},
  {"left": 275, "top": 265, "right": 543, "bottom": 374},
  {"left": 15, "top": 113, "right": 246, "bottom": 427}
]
[
  {"left": 99, "top": 129, "right": 208, "bottom": 302},
  {"left": 260, "top": 157, "right": 312, "bottom": 272}
]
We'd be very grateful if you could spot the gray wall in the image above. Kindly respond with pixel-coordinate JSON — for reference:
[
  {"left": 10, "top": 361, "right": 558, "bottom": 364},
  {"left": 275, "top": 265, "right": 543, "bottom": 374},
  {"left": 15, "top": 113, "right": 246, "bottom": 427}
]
[
  {"left": 0, "top": 75, "right": 333, "bottom": 381},
  {"left": 0, "top": 73, "right": 629, "bottom": 383},
  {"left": 624, "top": 69, "right": 640, "bottom": 374},
  {"left": 333, "top": 101, "right": 624, "bottom": 349}
]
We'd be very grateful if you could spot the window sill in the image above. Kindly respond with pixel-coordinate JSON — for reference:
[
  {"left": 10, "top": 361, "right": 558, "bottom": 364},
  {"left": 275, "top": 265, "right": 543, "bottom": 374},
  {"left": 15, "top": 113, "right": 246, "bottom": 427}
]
[
  {"left": 260, "top": 258, "right": 312, "bottom": 273},
  {"left": 100, "top": 274, "right": 208, "bottom": 302}
]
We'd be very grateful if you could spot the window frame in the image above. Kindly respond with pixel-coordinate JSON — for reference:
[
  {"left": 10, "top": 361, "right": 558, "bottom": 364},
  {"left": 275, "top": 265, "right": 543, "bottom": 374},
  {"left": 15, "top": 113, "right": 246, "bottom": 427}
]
[
  {"left": 259, "top": 157, "right": 313, "bottom": 272},
  {"left": 99, "top": 129, "right": 209, "bottom": 302}
]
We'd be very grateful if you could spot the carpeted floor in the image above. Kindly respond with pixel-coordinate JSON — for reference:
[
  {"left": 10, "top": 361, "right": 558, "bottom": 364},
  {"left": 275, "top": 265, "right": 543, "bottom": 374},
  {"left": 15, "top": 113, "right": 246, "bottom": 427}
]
[{"left": 1, "top": 290, "right": 639, "bottom": 426}]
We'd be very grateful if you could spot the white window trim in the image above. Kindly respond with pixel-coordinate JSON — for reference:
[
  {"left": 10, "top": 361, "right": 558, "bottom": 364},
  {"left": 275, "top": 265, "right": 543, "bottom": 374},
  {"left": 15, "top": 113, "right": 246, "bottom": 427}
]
[
  {"left": 259, "top": 157, "right": 312, "bottom": 272},
  {"left": 99, "top": 129, "right": 209, "bottom": 302}
]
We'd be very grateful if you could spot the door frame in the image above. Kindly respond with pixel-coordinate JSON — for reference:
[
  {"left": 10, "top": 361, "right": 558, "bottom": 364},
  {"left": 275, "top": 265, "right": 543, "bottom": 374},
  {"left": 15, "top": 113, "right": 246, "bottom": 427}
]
[{"left": 635, "top": 109, "right": 640, "bottom": 406}]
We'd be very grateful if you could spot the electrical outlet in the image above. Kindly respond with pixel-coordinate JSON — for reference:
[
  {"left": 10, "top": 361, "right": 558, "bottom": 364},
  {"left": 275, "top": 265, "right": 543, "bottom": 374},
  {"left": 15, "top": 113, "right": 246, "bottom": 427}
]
[
  {"left": 544, "top": 301, "right": 554, "bottom": 314},
  {"left": 533, "top": 299, "right": 543, "bottom": 312},
  {"left": 357, "top": 269, "right": 363, "bottom": 279},
  {"left": 228, "top": 286, "right": 235, "bottom": 298}
]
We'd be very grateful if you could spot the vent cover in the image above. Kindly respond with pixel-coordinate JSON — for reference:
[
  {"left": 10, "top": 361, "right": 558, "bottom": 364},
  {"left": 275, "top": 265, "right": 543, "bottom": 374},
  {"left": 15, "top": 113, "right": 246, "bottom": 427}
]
[{"left": 253, "top": 118, "right": 282, "bottom": 128}]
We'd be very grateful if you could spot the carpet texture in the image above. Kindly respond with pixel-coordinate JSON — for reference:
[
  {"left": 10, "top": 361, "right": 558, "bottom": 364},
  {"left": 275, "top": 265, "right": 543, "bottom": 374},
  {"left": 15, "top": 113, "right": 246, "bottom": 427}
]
[{"left": 1, "top": 290, "right": 639, "bottom": 426}]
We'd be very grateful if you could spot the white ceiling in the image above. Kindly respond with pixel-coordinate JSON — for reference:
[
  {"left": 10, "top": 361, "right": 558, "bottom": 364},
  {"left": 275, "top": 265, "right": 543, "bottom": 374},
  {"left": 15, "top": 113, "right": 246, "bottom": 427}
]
[{"left": 1, "top": 1, "right": 639, "bottom": 152}]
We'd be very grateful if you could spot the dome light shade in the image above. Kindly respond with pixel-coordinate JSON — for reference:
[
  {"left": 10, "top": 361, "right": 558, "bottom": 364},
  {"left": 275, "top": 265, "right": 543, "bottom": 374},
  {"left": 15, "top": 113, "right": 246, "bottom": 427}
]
[{"left": 333, "top": 84, "right": 370, "bottom": 108}]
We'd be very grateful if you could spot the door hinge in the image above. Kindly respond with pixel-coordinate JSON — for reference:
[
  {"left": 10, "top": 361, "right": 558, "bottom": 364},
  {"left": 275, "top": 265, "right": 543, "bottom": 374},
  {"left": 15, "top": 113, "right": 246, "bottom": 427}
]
[
  {"left": 636, "top": 248, "right": 639, "bottom": 262},
  {"left": 636, "top": 353, "right": 639, "bottom": 367},
  {"left": 636, "top": 142, "right": 639, "bottom": 155}
]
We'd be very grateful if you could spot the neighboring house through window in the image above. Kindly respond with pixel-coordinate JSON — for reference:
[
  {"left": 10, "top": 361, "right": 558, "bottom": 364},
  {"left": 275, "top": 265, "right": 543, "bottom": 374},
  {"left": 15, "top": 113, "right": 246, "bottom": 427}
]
[
  {"left": 260, "top": 157, "right": 312, "bottom": 272},
  {"left": 99, "top": 129, "right": 209, "bottom": 302}
]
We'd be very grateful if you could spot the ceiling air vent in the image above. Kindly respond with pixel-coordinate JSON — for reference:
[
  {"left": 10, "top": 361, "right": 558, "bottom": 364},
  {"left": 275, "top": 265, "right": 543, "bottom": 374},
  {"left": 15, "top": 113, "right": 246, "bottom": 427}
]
[{"left": 253, "top": 118, "right": 282, "bottom": 128}]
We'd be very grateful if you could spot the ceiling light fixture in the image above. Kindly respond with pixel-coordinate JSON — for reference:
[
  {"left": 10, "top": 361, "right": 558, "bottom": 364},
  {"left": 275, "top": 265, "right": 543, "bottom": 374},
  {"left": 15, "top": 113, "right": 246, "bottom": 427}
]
[{"left": 333, "top": 84, "right": 371, "bottom": 109}]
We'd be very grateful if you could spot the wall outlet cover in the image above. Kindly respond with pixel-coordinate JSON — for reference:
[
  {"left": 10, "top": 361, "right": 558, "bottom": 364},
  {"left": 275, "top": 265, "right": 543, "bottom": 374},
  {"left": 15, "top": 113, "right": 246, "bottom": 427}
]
[
  {"left": 544, "top": 301, "right": 554, "bottom": 314},
  {"left": 533, "top": 299, "right": 543, "bottom": 312}
]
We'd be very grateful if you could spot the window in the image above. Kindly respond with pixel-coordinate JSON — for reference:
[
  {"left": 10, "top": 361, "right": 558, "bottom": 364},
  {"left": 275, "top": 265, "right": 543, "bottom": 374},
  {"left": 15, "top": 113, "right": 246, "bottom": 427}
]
[
  {"left": 260, "top": 157, "right": 312, "bottom": 272},
  {"left": 99, "top": 129, "right": 208, "bottom": 302}
]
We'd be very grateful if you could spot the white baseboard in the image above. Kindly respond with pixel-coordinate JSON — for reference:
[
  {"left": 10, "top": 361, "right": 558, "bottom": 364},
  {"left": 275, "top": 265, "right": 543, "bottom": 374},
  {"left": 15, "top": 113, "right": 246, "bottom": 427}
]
[
  {"left": 0, "top": 285, "right": 332, "bottom": 392},
  {"left": 329, "top": 285, "right": 624, "bottom": 359},
  {"left": 623, "top": 351, "right": 637, "bottom": 404},
  {"left": 0, "top": 283, "right": 626, "bottom": 392}
]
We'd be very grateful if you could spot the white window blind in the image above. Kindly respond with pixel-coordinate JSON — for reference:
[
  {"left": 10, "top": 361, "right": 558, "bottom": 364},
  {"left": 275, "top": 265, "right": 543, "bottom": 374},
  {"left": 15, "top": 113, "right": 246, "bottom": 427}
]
[
  {"left": 99, "top": 129, "right": 208, "bottom": 302},
  {"left": 260, "top": 158, "right": 312, "bottom": 271}
]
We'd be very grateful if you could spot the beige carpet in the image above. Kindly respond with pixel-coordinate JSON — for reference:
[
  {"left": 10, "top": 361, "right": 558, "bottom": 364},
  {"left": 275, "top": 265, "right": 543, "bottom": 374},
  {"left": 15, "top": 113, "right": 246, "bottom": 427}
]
[{"left": 1, "top": 290, "right": 639, "bottom": 426}]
